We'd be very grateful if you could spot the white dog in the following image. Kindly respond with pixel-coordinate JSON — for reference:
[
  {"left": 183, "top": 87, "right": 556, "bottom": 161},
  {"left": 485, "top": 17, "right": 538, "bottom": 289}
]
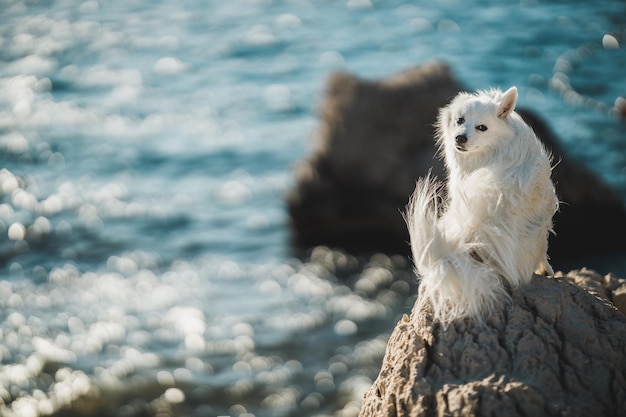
[{"left": 406, "top": 87, "right": 559, "bottom": 325}]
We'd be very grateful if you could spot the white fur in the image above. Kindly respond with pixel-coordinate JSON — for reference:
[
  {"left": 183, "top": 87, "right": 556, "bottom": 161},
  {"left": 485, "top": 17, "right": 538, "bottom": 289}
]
[{"left": 406, "top": 87, "right": 559, "bottom": 325}]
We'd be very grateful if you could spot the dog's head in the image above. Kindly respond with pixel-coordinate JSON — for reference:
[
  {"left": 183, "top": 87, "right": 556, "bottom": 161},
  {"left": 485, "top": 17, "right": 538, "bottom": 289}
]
[{"left": 437, "top": 86, "right": 518, "bottom": 155}]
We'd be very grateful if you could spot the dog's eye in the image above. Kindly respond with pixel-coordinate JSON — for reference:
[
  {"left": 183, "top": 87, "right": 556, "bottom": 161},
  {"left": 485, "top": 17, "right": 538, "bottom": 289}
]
[
  {"left": 476, "top": 124, "right": 488, "bottom": 132},
  {"left": 456, "top": 117, "right": 465, "bottom": 125}
]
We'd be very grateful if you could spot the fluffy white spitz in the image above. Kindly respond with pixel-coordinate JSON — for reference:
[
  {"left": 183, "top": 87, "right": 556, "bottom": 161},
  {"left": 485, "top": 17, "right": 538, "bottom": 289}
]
[{"left": 406, "top": 86, "right": 559, "bottom": 325}]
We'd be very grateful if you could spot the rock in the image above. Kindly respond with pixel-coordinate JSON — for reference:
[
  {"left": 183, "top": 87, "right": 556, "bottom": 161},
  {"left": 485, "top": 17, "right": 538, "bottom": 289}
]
[
  {"left": 286, "top": 62, "right": 626, "bottom": 261},
  {"left": 560, "top": 267, "right": 626, "bottom": 314},
  {"left": 358, "top": 269, "right": 626, "bottom": 417},
  {"left": 514, "top": 110, "right": 626, "bottom": 260},
  {"left": 615, "top": 287, "right": 626, "bottom": 315},
  {"left": 286, "top": 62, "right": 460, "bottom": 255}
]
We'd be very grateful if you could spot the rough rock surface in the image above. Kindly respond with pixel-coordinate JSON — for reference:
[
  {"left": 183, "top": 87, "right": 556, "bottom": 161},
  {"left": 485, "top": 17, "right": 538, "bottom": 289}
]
[
  {"left": 286, "top": 62, "right": 626, "bottom": 259},
  {"left": 358, "top": 269, "right": 626, "bottom": 417}
]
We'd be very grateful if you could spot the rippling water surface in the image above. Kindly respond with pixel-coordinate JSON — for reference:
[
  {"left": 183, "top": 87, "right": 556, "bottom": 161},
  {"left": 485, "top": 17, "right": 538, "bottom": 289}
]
[{"left": 1, "top": 1, "right": 625, "bottom": 416}]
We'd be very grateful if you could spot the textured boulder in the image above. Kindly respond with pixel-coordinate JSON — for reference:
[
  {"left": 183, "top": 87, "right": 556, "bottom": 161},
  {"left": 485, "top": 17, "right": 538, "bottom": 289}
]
[
  {"left": 358, "top": 269, "right": 626, "bottom": 417},
  {"left": 286, "top": 62, "right": 626, "bottom": 259}
]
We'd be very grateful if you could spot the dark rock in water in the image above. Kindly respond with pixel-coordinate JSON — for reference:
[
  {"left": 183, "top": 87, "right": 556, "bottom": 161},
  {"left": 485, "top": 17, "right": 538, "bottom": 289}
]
[
  {"left": 286, "top": 62, "right": 626, "bottom": 261},
  {"left": 286, "top": 62, "right": 460, "bottom": 255},
  {"left": 516, "top": 109, "right": 626, "bottom": 260},
  {"left": 358, "top": 269, "right": 626, "bottom": 417}
]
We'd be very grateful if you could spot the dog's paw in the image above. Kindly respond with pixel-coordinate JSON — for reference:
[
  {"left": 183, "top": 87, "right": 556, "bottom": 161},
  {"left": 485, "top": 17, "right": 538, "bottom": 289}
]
[{"left": 534, "top": 260, "right": 554, "bottom": 276}]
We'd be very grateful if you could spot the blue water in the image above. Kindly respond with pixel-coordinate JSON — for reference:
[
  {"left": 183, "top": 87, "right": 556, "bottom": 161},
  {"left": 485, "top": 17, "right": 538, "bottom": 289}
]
[{"left": 1, "top": 1, "right": 625, "bottom": 416}]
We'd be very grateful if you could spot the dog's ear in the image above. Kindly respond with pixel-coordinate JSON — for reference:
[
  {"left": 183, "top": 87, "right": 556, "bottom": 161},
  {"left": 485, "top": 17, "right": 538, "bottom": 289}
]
[{"left": 497, "top": 87, "right": 518, "bottom": 119}]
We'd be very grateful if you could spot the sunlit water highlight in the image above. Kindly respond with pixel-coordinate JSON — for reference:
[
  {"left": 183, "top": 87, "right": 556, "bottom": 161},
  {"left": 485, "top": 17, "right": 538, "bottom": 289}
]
[{"left": 0, "top": 1, "right": 625, "bottom": 416}]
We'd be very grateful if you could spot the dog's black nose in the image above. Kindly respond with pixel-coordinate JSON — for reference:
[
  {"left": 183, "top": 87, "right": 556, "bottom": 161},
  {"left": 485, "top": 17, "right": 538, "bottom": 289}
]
[{"left": 455, "top": 134, "right": 468, "bottom": 144}]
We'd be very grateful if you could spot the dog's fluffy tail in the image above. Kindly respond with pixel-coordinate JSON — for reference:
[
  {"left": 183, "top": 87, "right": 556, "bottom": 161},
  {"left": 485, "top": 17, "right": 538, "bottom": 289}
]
[{"left": 405, "top": 174, "right": 508, "bottom": 325}]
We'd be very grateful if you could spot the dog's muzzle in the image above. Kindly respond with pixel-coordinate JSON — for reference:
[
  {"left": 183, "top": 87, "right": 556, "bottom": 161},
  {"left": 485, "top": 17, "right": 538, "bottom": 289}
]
[{"left": 455, "top": 134, "right": 467, "bottom": 151}]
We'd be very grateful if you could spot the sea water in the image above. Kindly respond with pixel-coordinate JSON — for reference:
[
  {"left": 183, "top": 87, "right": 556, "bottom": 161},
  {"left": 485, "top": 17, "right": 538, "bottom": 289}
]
[{"left": 1, "top": 1, "right": 625, "bottom": 416}]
